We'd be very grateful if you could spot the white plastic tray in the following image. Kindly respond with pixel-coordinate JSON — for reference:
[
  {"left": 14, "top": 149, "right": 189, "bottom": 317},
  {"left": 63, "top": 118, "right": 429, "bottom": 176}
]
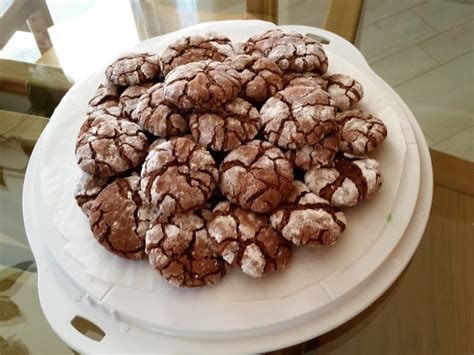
[{"left": 23, "top": 21, "right": 433, "bottom": 353}]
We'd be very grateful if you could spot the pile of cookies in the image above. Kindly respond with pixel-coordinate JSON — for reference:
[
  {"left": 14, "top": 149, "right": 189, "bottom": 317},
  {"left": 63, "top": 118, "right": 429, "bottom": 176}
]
[{"left": 74, "top": 30, "right": 387, "bottom": 288}]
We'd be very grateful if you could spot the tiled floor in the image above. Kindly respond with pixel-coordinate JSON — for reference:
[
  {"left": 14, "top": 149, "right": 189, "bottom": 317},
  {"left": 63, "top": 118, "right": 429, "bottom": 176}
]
[{"left": 356, "top": 0, "right": 474, "bottom": 161}]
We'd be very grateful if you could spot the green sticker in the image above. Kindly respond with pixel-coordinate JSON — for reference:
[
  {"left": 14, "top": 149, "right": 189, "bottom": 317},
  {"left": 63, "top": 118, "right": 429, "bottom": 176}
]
[{"left": 387, "top": 213, "right": 393, "bottom": 223}]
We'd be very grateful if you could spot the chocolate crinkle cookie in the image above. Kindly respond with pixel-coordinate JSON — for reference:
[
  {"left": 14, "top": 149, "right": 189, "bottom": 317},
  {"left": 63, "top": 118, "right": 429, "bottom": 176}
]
[
  {"left": 260, "top": 86, "right": 338, "bottom": 149},
  {"left": 160, "top": 33, "right": 235, "bottom": 77},
  {"left": 285, "top": 132, "right": 340, "bottom": 170},
  {"left": 224, "top": 54, "right": 284, "bottom": 103},
  {"left": 74, "top": 171, "right": 111, "bottom": 216},
  {"left": 88, "top": 82, "right": 120, "bottom": 113},
  {"left": 244, "top": 29, "right": 328, "bottom": 74},
  {"left": 75, "top": 114, "right": 149, "bottom": 177},
  {"left": 140, "top": 137, "right": 219, "bottom": 216},
  {"left": 270, "top": 181, "right": 346, "bottom": 247},
  {"left": 336, "top": 109, "right": 387, "bottom": 156},
  {"left": 135, "top": 83, "right": 188, "bottom": 138},
  {"left": 219, "top": 140, "right": 294, "bottom": 213},
  {"left": 325, "top": 74, "right": 364, "bottom": 111},
  {"left": 89, "top": 175, "right": 154, "bottom": 260},
  {"left": 189, "top": 97, "right": 260, "bottom": 152},
  {"left": 145, "top": 208, "right": 227, "bottom": 287},
  {"left": 118, "top": 82, "right": 154, "bottom": 121},
  {"left": 163, "top": 60, "right": 242, "bottom": 112},
  {"left": 208, "top": 201, "right": 291, "bottom": 277},
  {"left": 284, "top": 72, "right": 327, "bottom": 90},
  {"left": 105, "top": 52, "right": 161, "bottom": 86},
  {"left": 304, "top": 155, "right": 382, "bottom": 207}
]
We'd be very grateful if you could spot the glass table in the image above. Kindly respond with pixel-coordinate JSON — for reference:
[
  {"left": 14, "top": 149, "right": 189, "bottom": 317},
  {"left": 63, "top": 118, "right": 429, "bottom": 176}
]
[{"left": 1, "top": 1, "right": 472, "bottom": 354}]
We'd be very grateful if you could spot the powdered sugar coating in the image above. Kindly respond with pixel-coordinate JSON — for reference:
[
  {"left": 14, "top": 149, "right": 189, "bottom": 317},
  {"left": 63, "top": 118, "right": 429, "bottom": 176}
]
[
  {"left": 260, "top": 86, "right": 338, "bottom": 149},
  {"left": 304, "top": 156, "right": 382, "bottom": 207},
  {"left": 244, "top": 29, "right": 328, "bottom": 74},
  {"left": 224, "top": 54, "right": 284, "bottom": 103},
  {"left": 135, "top": 83, "right": 188, "bottom": 137},
  {"left": 270, "top": 180, "right": 346, "bottom": 246},
  {"left": 140, "top": 137, "right": 219, "bottom": 216},
  {"left": 88, "top": 82, "right": 120, "bottom": 113},
  {"left": 89, "top": 175, "right": 153, "bottom": 259},
  {"left": 145, "top": 209, "right": 226, "bottom": 287},
  {"left": 284, "top": 72, "right": 327, "bottom": 90},
  {"left": 285, "top": 132, "right": 340, "bottom": 170},
  {"left": 219, "top": 140, "right": 294, "bottom": 213},
  {"left": 189, "top": 98, "right": 260, "bottom": 151},
  {"left": 119, "top": 82, "right": 154, "bottom": 121},
  {"left": 164, "top": 60, "right": 242, "bottom": 112},
  {"left": 325, "top": 74, "right": 364, "bottom": 111},
  {"left": 208, "top": 201, "right": 291, "bottom": 277},
  {"left": 106, "top": 52, "right": 161, "bottom": 86},
  {"left": 161, "top": 33, "right": 235, "bottom": 76},
  {"left": 75, "top": 115, "right": 149, "bottom": 177},
  {"left": 336, "top": 109, "right": 387, "bottom": 156},
  {"left": 74, "top": 171, "right": 111, "bottom": 216}
]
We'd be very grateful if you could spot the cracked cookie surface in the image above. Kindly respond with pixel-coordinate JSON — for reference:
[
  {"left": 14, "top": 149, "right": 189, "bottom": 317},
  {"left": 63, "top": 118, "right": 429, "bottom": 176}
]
[
  {"left": 224, "top": 54, "right": 284, "bottom": 103},
  {"left": 163, "top": 60, "right": 242, "bottom": 112},
  {"left": 270, "top": 181, "right": 346, "bottom": 246},
  {"left": 135, "top": 83, "right": 188, "bottom": 137},
  {"left": 284, "top": 72, "right": 327, "bottom": 90},
  {"left": 244, "top": 29, "right": 328, "bottom": 74},
  {"left": 161, "top": 33, "right": 234, "bottom": 76},
  {"left": 285, "top": 132, "right": 340, "bottom": 170},
  {"left": 89, "top": 175, "right": 153, "bottom": 259},
  {"left": 75, "top": 115, "right": 149, "bottom": 177},
  {"left": 208, "top": 201, "right": 291, "bottom": 277},
  {"left": 219, "top": 140, "right": 294, "bottom": 213},
  {"left": 336, "top": 109, "right": 387, "bottom": 156},
  {"left": 304, "top": 155, "right": 382, "bottom": 207},
  {"left": 106, "top": 52, "right": 161, "bottom": 86},
  {"left": 145, "top": 208, "right": 227, "bottom": 287},
  {"left": 140, "top": 137, "right": 219, "bottom": 216},
  {"left": 260, "top": 86, "right": 338, "bottom": 149},
  {"left": 118, "top": 82, "right": 154, "bottom": 121},
  {"left": 88, "top": 82, "right": 120, "bottom": 113},
  {"left": 74, "top": 171, "right": 111, "bottom": 216},
  {"left": 189, "top": 97, "right": 260, "bottom": 152},
  {"left": 325, "top": 74, "right": 364, "bottom": 111}
]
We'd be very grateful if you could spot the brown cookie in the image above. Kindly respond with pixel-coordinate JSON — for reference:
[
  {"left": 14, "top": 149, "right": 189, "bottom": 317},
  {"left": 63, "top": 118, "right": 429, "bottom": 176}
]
[
  {"left": 219, "top": 140, "right": 294, "bottom": 213},
  {"left": 260, "top": 86, "right": 338, "bottom": 149},
  {"left": 208, "top": 201, "right": 291, "bottom": 278},
  {"left": 118, "top": 82, "right": 154, "bottom": 121},
  {"left": 284, "top": 72, "right": 327, "bottom": 90},
  {"left": 224, "top": 54, "right": 284, "bottom": 103},
  {"left": 74, "top": 171, "right": 111, "bottom": 216},
  {"left": 189, "top": 98, "right": 260, "bottom": 152},
  {"left": 89, "top": 175, "right": 154, "bottom": 260},
  {"left": 304, "top": 155, "right": 382, "bottom": 207},
  {"left": 160, "top": 33, "right": 235, "bottom": 77},
  {"left": 244, "top": 29, "right": 328, "bottom": 74},
  {"left": 270, "top": 181, "right": 346, "bottom": 246},
  {"left": 336, "top": 109, "right": 387, "bottom": 156},
  {"left": 325, "top": 74, "right": 364, "bottom": 111},
  {"left": 75, "top": 114, "right": 149, "bottom": 177},
  {"left": 88, "top": 82, "right": 120, "bottom": 113},
  {"left": 285, "top": 132, "right": 340, "bottom": 171},
  {"left": 135, "top": 83, "right": 188, "bottom": 138},
  {"left": 105, "top": 52, "right": 161, "bottom": 86},
  {"left": 145, "top": 209, "right": 227, "bottom": 287},
  {"left": 140, "top": 137, "right": 219, "bottom": 216},
  {"left": 163, "top": 60, "right": 242, "bottom": 112}
]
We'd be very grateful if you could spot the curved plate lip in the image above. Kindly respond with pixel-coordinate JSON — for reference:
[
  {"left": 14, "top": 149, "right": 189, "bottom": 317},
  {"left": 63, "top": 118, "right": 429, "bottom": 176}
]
[{"left": 28, "top": 20, "right": 424, "bottom": 340}]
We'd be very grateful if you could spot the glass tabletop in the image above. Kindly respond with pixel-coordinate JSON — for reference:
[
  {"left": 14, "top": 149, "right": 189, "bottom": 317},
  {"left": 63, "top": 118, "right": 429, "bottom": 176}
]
[{"left": 1, "top": 1, "right": 472, "bottom": 354}]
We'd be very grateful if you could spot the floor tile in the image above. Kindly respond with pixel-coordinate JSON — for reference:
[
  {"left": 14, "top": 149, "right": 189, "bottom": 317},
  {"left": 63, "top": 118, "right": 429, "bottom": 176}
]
[
  {"left": 359, "top": 10, "right": 437, "bottom": 63},
  {"left": 419, "top": 20, "right": 474, "bottom": 63},
  {"left": 395, "top": 52, "right": 474, "bottom": 143},
  {"left": 432, "top": 126, "right": 474, "bottom": 161},
  {"left": 412, "top": 0, "right": 474, "bottom": 32},
  {"left": 371, "top": 45, "right": 439, "bottom": 86},
  {"left": 361, "top": 0, "right": 426, "bottom": 27}
]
